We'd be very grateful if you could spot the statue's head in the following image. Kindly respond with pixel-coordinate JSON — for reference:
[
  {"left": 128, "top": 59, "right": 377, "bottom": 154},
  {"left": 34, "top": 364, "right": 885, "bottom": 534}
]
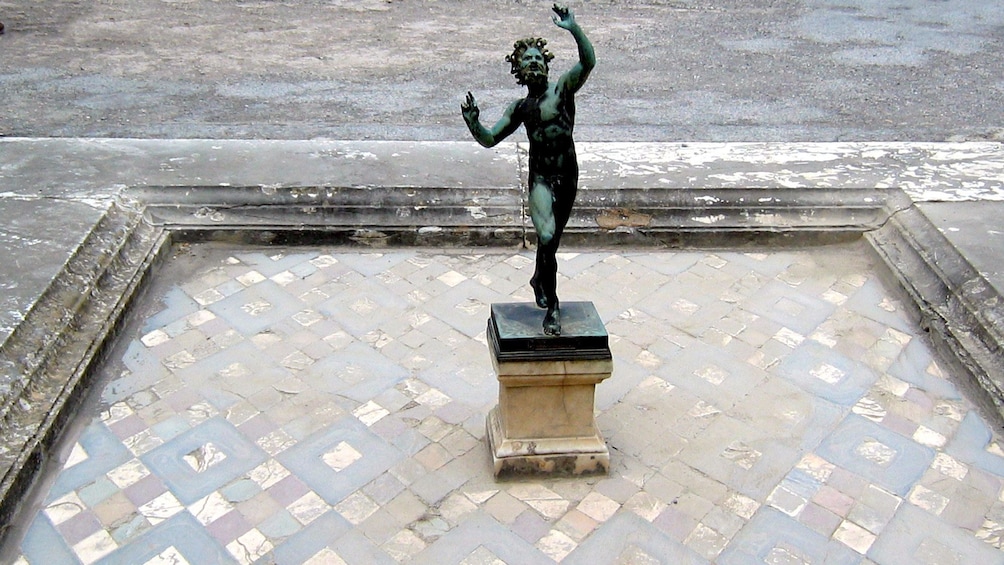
[{"left": 506, "top": 38, "right": 554, "bottom": 86}]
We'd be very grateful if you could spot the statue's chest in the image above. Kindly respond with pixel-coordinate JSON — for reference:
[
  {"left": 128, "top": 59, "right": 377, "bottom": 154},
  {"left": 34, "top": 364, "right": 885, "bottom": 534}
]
[
  {"left": 526, "top": 89, "right": 563, "bottom": 124},
  {"left": 538, "top": 91, "right": 561, "bottom": 121}
]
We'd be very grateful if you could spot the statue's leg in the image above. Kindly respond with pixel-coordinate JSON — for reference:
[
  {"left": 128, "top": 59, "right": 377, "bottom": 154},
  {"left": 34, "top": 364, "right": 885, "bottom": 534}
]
[
  {"left": 529, "top": 180, "right": 557, "bottom": 310},
  {"left": 531, "top": 249, "right": 547, "bottom": 308},
  {"left": 550, "top": 175, "right": 576, "bottom": 244},
  {"left": 540, "top": 171, "right": 578, "bottom": 336},
  {"left": 539, "top": 240, "right": 560, "bottom": 334}
]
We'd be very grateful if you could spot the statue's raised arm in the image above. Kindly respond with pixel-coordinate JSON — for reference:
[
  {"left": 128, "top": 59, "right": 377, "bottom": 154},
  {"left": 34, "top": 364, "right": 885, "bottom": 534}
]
[{"left": 551, "top": 4, "right": 595, "bottom": 94}]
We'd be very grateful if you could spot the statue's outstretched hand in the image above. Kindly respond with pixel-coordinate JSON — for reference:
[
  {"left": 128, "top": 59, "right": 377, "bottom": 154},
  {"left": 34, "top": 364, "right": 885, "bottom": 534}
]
[
  {"left": 461, "top": 91, "right": 480, "bottom": 124},
  {"left": 552, "top": 3, "right": 575, "bottom": 29}
]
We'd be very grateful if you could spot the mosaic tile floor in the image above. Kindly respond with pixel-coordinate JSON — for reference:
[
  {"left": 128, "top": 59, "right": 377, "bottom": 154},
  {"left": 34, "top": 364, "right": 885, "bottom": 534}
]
[{"left": 10, "top": 243, "right": 1004, "bottom": 564}]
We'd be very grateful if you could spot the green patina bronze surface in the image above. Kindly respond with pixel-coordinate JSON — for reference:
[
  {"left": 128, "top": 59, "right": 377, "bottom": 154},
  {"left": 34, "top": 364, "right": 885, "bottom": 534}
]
[{"left": 462, "top": 3, "right": 595, "bottom": 336}]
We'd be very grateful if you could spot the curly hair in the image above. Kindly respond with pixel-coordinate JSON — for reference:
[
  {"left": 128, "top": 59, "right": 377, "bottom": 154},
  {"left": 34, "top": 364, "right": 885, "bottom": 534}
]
[{"left": 505, "top": 37, "right": 554, "bottom": 85}]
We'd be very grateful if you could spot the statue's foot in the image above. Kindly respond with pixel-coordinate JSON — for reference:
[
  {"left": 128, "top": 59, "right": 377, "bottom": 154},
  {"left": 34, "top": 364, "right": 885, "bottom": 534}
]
[
  {"left": 530, "top": 277, "right": 548, "bottom": 309},
  {"left": 543, "top": 307, "right": 561, "bottom": 336}
]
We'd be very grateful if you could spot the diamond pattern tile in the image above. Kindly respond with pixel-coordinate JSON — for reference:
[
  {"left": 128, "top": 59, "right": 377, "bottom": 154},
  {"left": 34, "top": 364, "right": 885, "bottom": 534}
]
[
  {"left": 142, "top": 417, "right": 269, "bottom": 505},
  {"left": 13, "top": 245, "right": 1004, "bottom": 564}
]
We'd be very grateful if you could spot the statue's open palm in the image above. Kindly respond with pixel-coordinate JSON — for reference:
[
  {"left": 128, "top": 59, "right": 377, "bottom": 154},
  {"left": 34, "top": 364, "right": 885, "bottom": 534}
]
[
  {"left": 461, "top": 91, "right": 480, "bottom": 124},
  {"left": 551, "top": 4, "right": 575, "bottom": 30}
]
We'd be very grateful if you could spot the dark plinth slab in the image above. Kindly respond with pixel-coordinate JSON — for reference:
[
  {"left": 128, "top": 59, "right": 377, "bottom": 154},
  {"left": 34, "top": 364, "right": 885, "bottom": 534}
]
[{"left": 488, "top": 302, "right": 611, "bottom": 362}]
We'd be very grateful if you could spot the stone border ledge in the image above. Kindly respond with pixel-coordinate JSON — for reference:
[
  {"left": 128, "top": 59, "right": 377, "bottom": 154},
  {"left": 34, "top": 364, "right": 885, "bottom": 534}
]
[
  {"left": 0, "top": 204, "right": 166, "bottom": 531},
  {"left": 127, "top": 184, "right": 904, "bottom": 241},
  {"left": 869, "top": 208, "right": 1004, "bottom": 417}
]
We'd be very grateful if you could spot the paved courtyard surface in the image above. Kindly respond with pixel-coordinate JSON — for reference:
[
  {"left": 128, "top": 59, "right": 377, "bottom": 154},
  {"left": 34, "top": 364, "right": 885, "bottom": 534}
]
[{"left": 8, "top": 244, "right": 1004, "bottom": 564}]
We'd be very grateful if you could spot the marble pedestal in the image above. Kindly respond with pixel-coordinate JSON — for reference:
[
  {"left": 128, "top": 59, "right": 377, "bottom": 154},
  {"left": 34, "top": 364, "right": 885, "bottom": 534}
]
[{"left": 486, "top": 302, "right": 613, "bottom": 477}]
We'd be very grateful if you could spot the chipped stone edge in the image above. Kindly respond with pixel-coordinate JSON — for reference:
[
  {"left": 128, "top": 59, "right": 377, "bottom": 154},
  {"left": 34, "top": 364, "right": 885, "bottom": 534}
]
[
  {"left": 127, "top": 182, "right": 900, "bottom": 245},
  {"left": 0, "top": 203, "right": 168, "bottom": 537},
  {"left": 867, "top": 207, "right": 1004, "bottom": 423}
]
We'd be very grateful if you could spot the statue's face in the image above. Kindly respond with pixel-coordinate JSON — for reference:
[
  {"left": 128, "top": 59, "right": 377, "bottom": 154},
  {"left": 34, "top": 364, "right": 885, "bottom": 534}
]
[{"left": 519, "top": 47, "right": 548, "bottom": 83}]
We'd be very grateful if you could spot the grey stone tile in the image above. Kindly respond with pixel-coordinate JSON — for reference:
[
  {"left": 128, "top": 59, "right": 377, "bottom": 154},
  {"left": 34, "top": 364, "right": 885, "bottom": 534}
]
[{"left": 870, "top": 503, "right": 1004, "bottom": 565}]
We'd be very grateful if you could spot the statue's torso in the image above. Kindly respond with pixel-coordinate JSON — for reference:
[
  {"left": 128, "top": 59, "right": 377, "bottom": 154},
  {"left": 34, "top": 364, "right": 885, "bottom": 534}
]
[{"left": 520, "top": 83, "right": 577, "bottom": 177}]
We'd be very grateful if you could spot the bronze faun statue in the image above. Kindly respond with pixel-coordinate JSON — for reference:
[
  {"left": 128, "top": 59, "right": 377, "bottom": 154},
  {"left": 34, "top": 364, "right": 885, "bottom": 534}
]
[{"left": 462, "top": 3, "right": 595, "bottom": 336}]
